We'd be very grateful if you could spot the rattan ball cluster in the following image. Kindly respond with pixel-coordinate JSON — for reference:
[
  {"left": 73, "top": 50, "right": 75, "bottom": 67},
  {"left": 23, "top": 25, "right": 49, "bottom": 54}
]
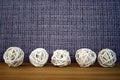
[{"left": 3, "top": 47, "right": 117, "bottom": 68}]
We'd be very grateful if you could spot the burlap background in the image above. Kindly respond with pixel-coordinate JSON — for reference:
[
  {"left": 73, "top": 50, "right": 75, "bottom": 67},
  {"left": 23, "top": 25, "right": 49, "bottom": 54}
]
[{"left": 0, "top": 0, "right": 120, "bottom": 62}]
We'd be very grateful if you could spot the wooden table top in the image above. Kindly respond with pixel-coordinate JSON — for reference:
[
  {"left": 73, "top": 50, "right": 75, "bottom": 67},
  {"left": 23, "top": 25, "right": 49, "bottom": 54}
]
[{"left": 0, "top": 63, "right": 120, "bottom": 80}]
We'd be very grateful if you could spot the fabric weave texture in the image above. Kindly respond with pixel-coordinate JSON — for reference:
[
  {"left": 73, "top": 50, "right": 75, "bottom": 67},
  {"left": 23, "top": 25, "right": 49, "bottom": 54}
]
[{"left": 0, "top": 0, "right": 120, "bottom": 62}]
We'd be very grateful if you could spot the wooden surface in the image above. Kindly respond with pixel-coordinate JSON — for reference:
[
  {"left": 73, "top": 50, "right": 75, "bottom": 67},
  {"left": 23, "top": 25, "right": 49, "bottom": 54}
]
[{"left": 0, "top": 63, "right": 120, "bottom": 80}]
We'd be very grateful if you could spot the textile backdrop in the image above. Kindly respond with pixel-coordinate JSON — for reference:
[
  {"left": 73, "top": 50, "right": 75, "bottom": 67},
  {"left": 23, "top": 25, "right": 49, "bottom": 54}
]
[{"left": 0, "top": 0, "right": 120, "bottom": 62}]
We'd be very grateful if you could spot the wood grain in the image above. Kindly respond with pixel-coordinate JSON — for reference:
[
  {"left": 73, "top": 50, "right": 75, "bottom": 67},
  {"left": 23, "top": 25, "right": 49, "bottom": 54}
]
[{"left": 0, "top": 63, "right": 120, "bottom": 80}]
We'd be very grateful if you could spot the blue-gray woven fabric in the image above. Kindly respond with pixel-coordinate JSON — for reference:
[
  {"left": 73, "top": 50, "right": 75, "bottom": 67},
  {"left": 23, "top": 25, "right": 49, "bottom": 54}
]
[{"left": 0, "top": 0, "right": 120, "bottom": 62}]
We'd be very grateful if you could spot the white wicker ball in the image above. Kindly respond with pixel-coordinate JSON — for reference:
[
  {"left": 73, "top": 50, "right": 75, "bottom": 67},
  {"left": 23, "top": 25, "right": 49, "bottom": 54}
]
[
  {"left": 29, "top": 48, "right": 49, "bottom": 67},
  {"left": 98, "top": 49, "right": 117, "bottom": 67},
  {"left": 3, "top": 47, "right": 24, "bottom": 67},
  {"left": 75, "top": 48, "right": 96, "bottom": 67},
  {"left": 51, "top": 50, "right": 71, "bottom": 67}
]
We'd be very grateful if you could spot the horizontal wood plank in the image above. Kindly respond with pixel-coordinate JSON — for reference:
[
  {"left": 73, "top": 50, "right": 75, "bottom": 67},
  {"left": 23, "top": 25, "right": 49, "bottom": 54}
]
[{"left": 0, "top": 63, "right": 120, "bottom": 80}]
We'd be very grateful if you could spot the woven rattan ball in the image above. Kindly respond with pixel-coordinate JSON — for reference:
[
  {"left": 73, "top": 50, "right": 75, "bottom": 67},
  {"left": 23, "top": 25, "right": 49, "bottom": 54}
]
[
  {"left": 98, "top": 49, "right": 117, "bottom": 67},
  {"left": 51, "top": 50, "right": 71, "bottom": 67},
  {"left": 75, "top": 48, "right": 96, "bottom": 67},
  {"left": 3, "top": 47, "right": 24, "bottom": 67},
  {"left": 29, "top": 48, "right": 49, "bottom": 67}
]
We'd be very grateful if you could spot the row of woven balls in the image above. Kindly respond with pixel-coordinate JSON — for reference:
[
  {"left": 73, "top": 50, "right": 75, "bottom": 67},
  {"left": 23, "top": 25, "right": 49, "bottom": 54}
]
[{"left": 3, "top": 47, "right": 117, "bottom": 68}]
